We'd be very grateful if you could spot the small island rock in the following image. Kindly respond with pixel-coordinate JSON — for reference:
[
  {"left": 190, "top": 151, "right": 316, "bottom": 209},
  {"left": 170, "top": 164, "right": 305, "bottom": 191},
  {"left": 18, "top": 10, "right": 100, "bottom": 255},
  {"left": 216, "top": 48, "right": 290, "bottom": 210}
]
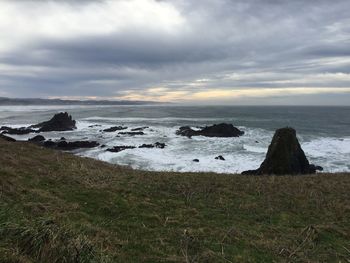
[
  {"left": 32, "top": 112, "right": 76, "bottom": 132},
  {"left": 176, "top": 123, "right": 244, "bottom": 138},
  {"left": 242, "top": 127, "right": 322, "bottom": 175}
]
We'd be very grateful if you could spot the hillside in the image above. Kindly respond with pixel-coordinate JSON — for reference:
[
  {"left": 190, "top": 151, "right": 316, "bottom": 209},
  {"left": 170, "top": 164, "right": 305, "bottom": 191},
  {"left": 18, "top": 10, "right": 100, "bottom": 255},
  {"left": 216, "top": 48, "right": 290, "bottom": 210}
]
[{"left": 0, "top": 138, "right": 349, "bottom": 262}]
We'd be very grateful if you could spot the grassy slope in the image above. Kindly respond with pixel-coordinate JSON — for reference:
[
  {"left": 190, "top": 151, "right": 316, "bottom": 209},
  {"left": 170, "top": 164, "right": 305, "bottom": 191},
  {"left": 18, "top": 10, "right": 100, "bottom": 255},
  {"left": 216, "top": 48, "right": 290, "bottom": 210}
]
[{"left": 0, "top": 138, "right": 349, "bottom": 263}]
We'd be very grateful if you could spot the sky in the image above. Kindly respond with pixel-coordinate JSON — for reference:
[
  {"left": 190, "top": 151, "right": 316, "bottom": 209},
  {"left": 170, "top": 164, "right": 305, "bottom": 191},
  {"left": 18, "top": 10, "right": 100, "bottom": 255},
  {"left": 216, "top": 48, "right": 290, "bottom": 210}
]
[{"left": 0, "top": 0, "right": 350, "bottom": 105}]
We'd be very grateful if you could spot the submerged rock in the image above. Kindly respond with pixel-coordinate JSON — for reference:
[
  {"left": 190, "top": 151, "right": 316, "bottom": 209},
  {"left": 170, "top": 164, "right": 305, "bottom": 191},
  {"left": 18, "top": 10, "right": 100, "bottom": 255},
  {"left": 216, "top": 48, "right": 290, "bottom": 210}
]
[
  {"left": 32, "top": 112, "right": 76, "bottom": 132},
  {"left": 176, "top": 123, "right": 244, "bottom": 138},
  {"left": 154, "top": 142, "right": 166, "bottom": 149},
  {"left": 118, "top": 131, "right": 145, "bottom": 136},
  {"left": 106, "top": 146, "right": 136, "bottom": 153},
  {"left": 138, "top": 142, "right": 166, "bottom": 149},
  {"left": 131, "top": 126, "right": 149, "bottom": 131},
  {"left": 28, "top": 135, "right": 45, "bottom": 142},
  {"left": 215, "top": 155, "right": 225, "bottom": 161},
  {"left": 242, "top": 127, "right": 322, "bottom": 175},
  {"left": 103, "top": 126, "right": 127, "bottom": 132},
  {"left": 192, "top": 159, "right": 200, "bottom": 162}
]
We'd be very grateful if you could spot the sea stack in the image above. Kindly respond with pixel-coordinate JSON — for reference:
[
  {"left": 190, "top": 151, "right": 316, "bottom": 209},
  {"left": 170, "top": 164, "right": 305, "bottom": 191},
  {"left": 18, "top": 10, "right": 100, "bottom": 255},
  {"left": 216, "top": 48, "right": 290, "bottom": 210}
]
[
  {"left": 32, "top": 112, "right": 76, "bottom": 132},
  {"left": 242, "top": 127, "right": 321, "bottom": 175}
]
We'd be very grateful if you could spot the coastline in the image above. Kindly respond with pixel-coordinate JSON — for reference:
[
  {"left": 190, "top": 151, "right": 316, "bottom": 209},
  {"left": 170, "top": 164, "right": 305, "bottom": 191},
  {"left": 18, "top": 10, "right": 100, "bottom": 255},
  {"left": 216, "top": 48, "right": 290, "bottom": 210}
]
[
  {"left": 1, "top": 137, "right": 349, "bottom": 262},
  {"left": 1, "top": 106, "right": 349, "bottom": 174}
]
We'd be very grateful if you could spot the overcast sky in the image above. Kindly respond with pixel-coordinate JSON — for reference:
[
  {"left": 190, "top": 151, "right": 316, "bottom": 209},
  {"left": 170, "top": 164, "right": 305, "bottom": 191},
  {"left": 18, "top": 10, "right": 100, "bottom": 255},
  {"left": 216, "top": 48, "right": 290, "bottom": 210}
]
[{"left": 0, "top": 0, "right": 349, "bottom": 105}]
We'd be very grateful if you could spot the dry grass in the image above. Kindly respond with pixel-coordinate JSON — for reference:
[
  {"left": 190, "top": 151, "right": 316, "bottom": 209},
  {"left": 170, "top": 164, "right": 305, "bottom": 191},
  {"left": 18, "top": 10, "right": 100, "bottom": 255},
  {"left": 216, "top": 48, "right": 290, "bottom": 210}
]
[{"left": 0, "top": 138, "right": 349, "bottom": 262}]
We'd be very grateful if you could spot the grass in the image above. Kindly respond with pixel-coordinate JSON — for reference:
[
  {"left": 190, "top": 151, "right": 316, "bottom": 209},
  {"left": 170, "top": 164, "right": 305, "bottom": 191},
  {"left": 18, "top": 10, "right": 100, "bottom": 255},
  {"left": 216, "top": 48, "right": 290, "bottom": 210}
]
[{"left": 0, "top": 138, "right": 349, "bottom": 262}]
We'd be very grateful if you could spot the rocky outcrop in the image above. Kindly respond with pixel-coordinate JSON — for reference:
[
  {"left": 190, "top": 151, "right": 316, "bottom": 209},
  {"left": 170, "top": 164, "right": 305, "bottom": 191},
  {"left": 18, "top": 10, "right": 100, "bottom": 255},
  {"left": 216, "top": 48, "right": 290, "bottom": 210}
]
[
  {"left": 106, "top": 146, "right": 136, "bottom": 153},
  {"left": 43, "top": 140, "right": 56, "bottom": 147},
  {"left": 28, "top": 135, "right": 45, "bottom": 142},
  {"left": 1, "top": 126, "right": 36, "bottom": 135},
  {"left": 56, "top": 140, "right": 99, "bottom": 150},
  {"left": 41, "top": 139, "right": 99, "bottom": 150},
  {"left": 0, "top": 133, "right": 16, "bottom": 142},
  {"left": 32, "top": 112, "right": 76, "bottom": 132},
  {"left": 242, "top": 127, "right": 322, "bottom": 175},
  {"left": 176, "top": 123, "right": 244, "bottom": 138},
  {"left": 192, "top": 159, "right": 199, "bottom": 162},
  {"left": 103, "top": 126, "right": 127, "bottom": 132}
]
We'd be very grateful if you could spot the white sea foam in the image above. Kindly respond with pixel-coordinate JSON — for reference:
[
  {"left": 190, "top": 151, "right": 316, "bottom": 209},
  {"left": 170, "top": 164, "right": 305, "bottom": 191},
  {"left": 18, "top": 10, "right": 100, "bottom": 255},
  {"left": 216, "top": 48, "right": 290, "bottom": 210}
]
[{"left": 302, "top": 137, "right": 350, "bottom": 172}]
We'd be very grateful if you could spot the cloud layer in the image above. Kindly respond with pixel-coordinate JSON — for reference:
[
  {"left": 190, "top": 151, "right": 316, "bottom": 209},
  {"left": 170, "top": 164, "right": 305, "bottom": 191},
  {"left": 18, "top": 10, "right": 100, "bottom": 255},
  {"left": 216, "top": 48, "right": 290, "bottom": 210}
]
[{"left": 0, "top": 0, "right": 349, "bottom": 104}]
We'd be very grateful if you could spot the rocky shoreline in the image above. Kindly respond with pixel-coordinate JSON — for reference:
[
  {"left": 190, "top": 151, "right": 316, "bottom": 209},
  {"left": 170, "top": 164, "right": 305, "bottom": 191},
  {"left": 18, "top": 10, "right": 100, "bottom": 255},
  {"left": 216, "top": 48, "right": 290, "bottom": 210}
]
[{"left": 1, "top": 112, "right": 324, "bottom": 175}]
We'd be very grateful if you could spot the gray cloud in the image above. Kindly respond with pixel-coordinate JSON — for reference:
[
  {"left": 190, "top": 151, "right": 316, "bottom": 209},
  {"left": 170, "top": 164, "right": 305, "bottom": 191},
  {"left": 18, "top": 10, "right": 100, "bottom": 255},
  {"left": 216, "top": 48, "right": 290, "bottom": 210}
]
[{"left": 0, "top": 0, "right": 349, "bottom": 103}]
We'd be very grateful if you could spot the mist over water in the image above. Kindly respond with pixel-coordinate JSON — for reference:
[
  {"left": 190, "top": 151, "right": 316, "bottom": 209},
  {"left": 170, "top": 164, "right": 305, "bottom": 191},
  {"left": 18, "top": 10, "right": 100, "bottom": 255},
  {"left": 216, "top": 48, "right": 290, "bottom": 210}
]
[{"left": 1, "top": 105, "right": 350, "bottom": 173}]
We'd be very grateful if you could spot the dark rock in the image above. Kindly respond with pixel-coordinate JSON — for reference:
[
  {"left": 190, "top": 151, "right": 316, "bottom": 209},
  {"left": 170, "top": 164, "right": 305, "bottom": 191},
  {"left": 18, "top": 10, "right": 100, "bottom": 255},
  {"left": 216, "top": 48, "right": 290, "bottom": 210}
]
[
  {"left": 0, "top": 134, "right": 16, "bottom": 142},
  {"left": 60, "top": 137, "right": 66, "bottom": 140},
  {"left": 0, "top": 126, "right": 11, "bottom": 131},
  {"left": 138, "top": 142, "right": 166, "bottom": 149},
  {"left": 215, "top": 155, "right": 225, "bottom": 161},
  {"left": 57, "top": 141, "right": 68, "bottom": 148},
  {"left": 44, "top": 140, "right": 56, "bottom": 147},
  {"left": 100, "top": 144, "right": 107, "bottom": 148},
  {"left": 192, "top": 159, "right": 199, "bottom": 162},
  {"left": 103, "top": 126, "right": 127, "bottom": 132},
  {"left": 28, "top": 135, "right": 45, "bottom": 142},
  {"left": 309, "top": 164, "right": 324, "bottom": 173},
  {"left": 1, "top": 127, "right": 36, "bottom": 135},
  {"left": 32, "top": 112, "right": 76, "bottom": 132},
  {"left": 176, "top": 123, "right": 244, "bottom": 138},
  {"left": 241, "top": 170, "right": 257, "bottom": 175},
  {"left": 106, "top": 146, "right": 136, "bottom": 153},
  {"left": 176, "top": 126, "right": 194, "bottom": 137},
  {"left": 56, "top": 140, "right": 99, "bottom": 150},
  {"left": 131, "top": 126, "right": 149, "bottom": 131},
  {"left": 154, "top": 142, "right": 166, "bottom": 149},
  {"left": 139, "top": 144, "right": 154, "bottom": 148},
  {"left": 242, "top": 127, "right": 320, "bottom": 175},
  {"left": 118, "top": 131, "right": 145, "bottom": 136},
  {"left": 42, "top": 139, "right": 99, "bottom": 150},
  {"left": 88, "top": 124, "right": 101, "bottom": 128},
  {"left": 315, "top": 165, "right": 323, "bottom": 171}
]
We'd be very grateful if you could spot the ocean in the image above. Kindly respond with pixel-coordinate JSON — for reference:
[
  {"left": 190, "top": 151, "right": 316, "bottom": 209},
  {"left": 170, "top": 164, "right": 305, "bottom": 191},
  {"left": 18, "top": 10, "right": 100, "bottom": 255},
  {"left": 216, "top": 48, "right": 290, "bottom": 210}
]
[{"left": 1, "top": 105, "right": 349, "bottom": 173}]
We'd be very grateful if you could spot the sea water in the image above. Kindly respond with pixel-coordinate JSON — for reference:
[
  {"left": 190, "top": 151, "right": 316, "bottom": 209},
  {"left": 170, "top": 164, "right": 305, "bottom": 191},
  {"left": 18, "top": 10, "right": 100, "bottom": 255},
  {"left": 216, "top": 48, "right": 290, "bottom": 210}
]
[{"left": 1, "top": 105, "right": 349, "bottom": 173}]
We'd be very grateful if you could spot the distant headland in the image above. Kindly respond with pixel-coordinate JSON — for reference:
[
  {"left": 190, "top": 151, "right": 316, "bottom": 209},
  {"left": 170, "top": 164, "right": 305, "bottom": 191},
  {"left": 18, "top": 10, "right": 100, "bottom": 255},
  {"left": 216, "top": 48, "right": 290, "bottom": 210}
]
[{"left": 0, "top": 97, "right": 162, "bottom": 106}]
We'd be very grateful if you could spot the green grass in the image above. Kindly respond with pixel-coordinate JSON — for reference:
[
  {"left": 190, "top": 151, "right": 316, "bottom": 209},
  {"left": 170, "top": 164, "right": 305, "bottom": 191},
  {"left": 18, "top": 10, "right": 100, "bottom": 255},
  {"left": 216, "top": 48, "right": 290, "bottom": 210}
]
[{"left": 0, "top": 138, "right": 349, "bottom": 262}]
